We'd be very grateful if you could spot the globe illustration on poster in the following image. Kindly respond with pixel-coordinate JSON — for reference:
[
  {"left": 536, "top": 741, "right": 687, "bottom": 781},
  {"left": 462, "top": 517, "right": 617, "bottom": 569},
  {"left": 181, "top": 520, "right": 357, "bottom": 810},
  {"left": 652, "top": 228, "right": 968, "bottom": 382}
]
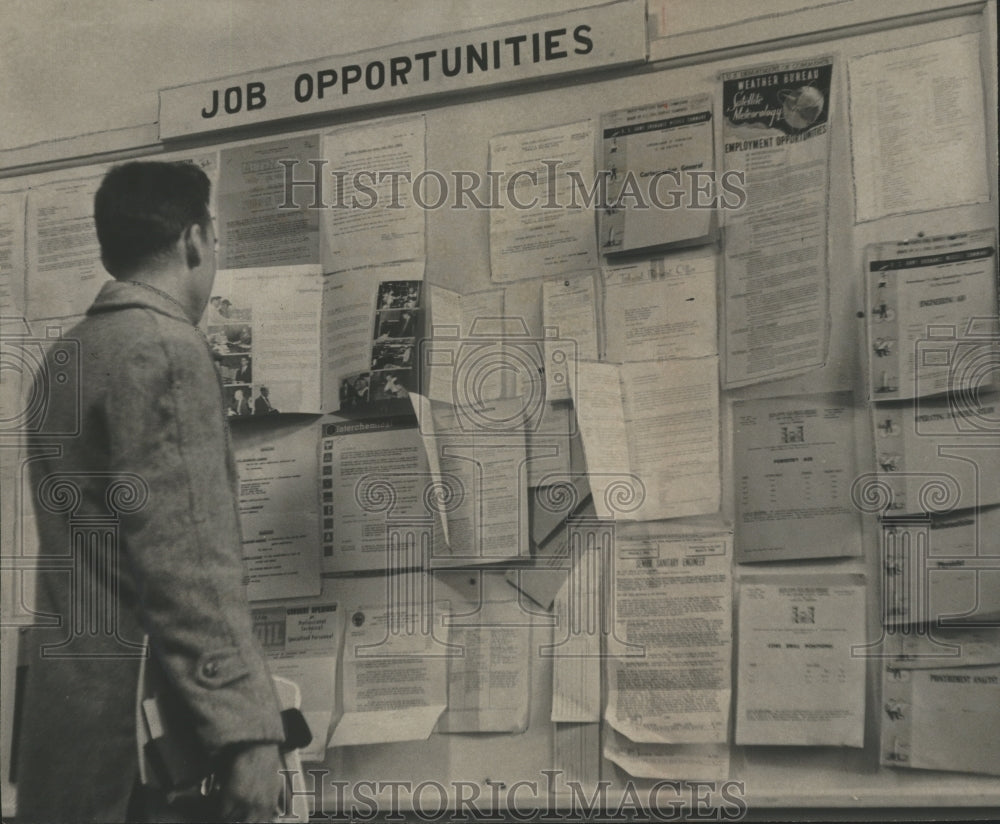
[{"left": 778, "top": 85, "right": 825, "bottom": 129}]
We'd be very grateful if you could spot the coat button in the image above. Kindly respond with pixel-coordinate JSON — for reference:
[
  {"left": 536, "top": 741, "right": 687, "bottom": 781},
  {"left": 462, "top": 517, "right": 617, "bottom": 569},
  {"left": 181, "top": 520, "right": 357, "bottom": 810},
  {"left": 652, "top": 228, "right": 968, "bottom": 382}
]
[{"left": 202, "top": 660, "right": 219, "bottom": 678}]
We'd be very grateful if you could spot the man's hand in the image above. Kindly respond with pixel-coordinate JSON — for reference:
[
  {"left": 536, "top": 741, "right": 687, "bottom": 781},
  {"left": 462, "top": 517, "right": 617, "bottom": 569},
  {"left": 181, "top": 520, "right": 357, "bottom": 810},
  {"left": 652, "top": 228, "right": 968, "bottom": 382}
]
[{"left": 217, "top": 742, "right": 283, "bottom": 822}]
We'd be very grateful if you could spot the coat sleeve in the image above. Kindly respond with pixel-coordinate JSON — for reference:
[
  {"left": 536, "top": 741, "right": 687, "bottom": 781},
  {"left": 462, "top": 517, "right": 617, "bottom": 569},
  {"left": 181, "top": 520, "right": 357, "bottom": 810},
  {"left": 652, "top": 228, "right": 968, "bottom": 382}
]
[{"left": 103, "top": 311, "right": 284, "bottom": 751}]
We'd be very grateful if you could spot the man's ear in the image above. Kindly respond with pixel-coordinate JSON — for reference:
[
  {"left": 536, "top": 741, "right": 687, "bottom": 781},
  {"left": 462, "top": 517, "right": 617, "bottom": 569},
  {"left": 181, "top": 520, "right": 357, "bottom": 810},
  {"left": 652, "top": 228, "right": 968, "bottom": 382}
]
[{"left": 182, "top": 223, "right": 203, "bottom": 269}]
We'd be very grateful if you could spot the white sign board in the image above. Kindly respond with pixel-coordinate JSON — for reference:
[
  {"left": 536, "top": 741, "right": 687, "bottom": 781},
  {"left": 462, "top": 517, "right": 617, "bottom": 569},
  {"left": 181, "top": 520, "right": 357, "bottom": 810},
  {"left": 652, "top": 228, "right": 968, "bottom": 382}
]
[{"left": 159, "top": 0, "right": 648, "bottom": 139}]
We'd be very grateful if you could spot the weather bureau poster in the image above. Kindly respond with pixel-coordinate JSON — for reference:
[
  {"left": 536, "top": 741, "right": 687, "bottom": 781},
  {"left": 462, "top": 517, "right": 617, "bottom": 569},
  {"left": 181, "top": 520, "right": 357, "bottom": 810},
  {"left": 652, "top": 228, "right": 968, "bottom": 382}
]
[{"left": 720, "top": 57, "right": 833, "bottom": 388}]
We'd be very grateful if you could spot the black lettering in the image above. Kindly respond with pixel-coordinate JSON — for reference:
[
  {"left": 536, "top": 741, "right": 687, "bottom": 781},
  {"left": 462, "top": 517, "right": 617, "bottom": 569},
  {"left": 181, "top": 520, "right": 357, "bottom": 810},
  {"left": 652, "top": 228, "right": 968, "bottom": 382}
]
[
  {"left": 467, "top": 42, "right": 489, "bottom": 72},
  {"left": 505, "top": 35, "right": 526, "bottom": 65},
  {"left": 442, "top": 46, "right": 461, "bottom": 77},
  {"left": 341, "top": 64, "right": 362, "bottom": 93},
  {"left": 365, "top": 61, "right": 385, "bottom": 90},
  {"left": 531, "top": 31, "right": 541, "bottom": 62},
  {"left": 545, "top": 28, "right": 568, "bottom": 59},
  {"left": 316, "top": 69, "right": 337, "bottom": 98},
  {"left": 414, "top": 51, "right": 436, "bottom": 81},
  {"left": 246, "top": 82, "right": 266, "bottom": 111},
  {"left": 201, "top": 89, "right": 219, "bottom": 119},
  {"left": 390, "top": 56, "right": 411, "bottom": 86},
  {"left": 224, "top": 86, "right": 242, "bottom": 114},
  {"left": 573, "top": 24, "right": 593, "bottom": 54},
  {"left": 294, "top": 73, "right": 313, "bottom": 102}
]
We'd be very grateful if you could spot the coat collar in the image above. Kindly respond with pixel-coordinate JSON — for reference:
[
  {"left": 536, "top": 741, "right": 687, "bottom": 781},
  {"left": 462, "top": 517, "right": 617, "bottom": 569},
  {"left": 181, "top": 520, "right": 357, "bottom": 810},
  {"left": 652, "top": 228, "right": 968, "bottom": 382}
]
[{"left": 87, "top": 278, "right": 194, "bottom": 325}]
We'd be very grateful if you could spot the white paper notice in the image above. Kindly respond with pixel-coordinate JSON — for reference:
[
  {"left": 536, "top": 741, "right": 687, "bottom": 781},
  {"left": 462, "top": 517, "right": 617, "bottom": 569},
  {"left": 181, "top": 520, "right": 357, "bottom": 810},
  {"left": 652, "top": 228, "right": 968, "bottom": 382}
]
[
  {"left": 866, "top": 231, "right": 997, "bottom": 401},
  {"left": 0, "top": 190, "right": 26, "bottom": 316},
  {"left": 415, "top": 396, "right": 529, "bottom": 564},
  {"left": 568, "top": 360, "right": 632, "bottom": 513},
  {"left": 252, "top": 598, "right": 343, "bottom": 762},
  {"left": 26, "top": 177, "right": 106, "bottom": 320},
  {"left": 602, "top": 250, "right": 717, "bottom": 363},
  {"left": 437, "top": 599, "right": 531, "bottom": 733},
  {"left": 572, "top": 358, "right": 720, "bottom": 521},
  {"left": 425, "top": 284, "right": 505, "bottom": 404},
  {"left": 734, "top": 392, "right": 861, "bottom": 562},
  {"left": 219, "top": 265, "right": 324, "bottom": 413},
  {"left": 871, "top": 392, "right": 1000, "bottom": 515},
  {"left": 720, "top": 57, "right": 833, "bottom": 387},
  {"left": 232, "top": 419, "right": 322, "bottom": 601},
  {"left": 543, "top": 273, "right": 599, "bottom": 401},
  {"left": 599, "top": 94, "right": 715, "bottom": 254},
  {"left": 735, "top": 575, "right": 866, "bottom": 746},
  {"left": 319, "top": 417, "right": 429, "bottom": 574},
  {"left": 217, "top": 135, "right": 320, "bottom": 268},
  {"left": 606, "top": 534, "right": 732, "bottom": 743},
  {"left": 322, "top": 116, "right": 426, "bottom": 271},
  {"left": 881, "top": 505, "right": 1000, "bottom": 628},
  {"left": 880, "top": 628, "right": 1000, "bottom": 776},
  {"left": 525, "top": 402, "right": 574, "bottom": 488},
  {"left": 849, "top": 34, "right": 990, "bottom": 222},
  {"left": 489, "top": 121, "right": 599, "bottom": 282},
  {"left": 330, "top": 592, "right": 448, "bottom": 746}
]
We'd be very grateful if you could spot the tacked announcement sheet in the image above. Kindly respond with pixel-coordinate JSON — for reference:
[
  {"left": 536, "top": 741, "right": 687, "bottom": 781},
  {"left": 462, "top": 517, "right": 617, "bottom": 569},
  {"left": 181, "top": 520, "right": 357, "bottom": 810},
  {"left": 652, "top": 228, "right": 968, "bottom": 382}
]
[
  {"left": 734, "top": 392, "right": 861, "bottom": 562},
  {"left": 735, "top": 574, "right": 866, "bottom": 746},
  {"left": 720, "top": 57, "right": 833, "bottom": 387},
  {"left": 605, "top": 534, "right": 732, "bottom": 744}
]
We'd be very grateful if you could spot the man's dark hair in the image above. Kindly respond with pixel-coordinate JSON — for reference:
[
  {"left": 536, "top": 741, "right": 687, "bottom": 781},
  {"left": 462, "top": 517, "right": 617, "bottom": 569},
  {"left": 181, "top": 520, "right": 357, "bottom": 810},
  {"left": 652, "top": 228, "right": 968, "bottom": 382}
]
[{"left": 94, "top": 161, "right": 212, "bottom": 278}]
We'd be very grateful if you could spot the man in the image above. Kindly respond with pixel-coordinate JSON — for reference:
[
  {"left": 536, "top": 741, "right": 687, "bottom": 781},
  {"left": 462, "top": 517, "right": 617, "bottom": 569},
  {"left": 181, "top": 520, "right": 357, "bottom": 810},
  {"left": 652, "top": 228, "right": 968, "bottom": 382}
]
[
  {"left": 254, "top": 386, "right": 278, "bottom": 415},
  {"left": 230, "top": 387, "right": 252, "bottom": 417},
  {"left": 16, "top": 161, "right": 285, "bottom": 823},
  {"left": 234, "top": 355, "right": 253, "bottom": 384}
]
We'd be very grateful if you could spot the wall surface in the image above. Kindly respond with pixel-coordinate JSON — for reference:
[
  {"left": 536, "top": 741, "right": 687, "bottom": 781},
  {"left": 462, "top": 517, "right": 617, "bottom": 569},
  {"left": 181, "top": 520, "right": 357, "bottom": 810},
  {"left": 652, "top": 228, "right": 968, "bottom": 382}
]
[{"left": 1, "top": 0, "right": 587, "bottom": 151}]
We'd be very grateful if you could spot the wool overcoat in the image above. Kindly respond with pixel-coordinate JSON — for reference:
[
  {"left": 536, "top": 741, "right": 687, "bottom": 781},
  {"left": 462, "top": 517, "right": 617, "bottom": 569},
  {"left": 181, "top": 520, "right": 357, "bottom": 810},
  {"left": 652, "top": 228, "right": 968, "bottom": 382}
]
[{"left": 15, "top": 280, "right": 285, "bottom": 823}]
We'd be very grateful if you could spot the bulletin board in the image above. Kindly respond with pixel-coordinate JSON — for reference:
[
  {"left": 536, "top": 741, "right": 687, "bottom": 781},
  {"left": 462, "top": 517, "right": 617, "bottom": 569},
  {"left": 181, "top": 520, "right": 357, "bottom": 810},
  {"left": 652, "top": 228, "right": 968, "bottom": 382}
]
[{"left": 2, "top": 0, "right": 998, "bottom": 818}]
